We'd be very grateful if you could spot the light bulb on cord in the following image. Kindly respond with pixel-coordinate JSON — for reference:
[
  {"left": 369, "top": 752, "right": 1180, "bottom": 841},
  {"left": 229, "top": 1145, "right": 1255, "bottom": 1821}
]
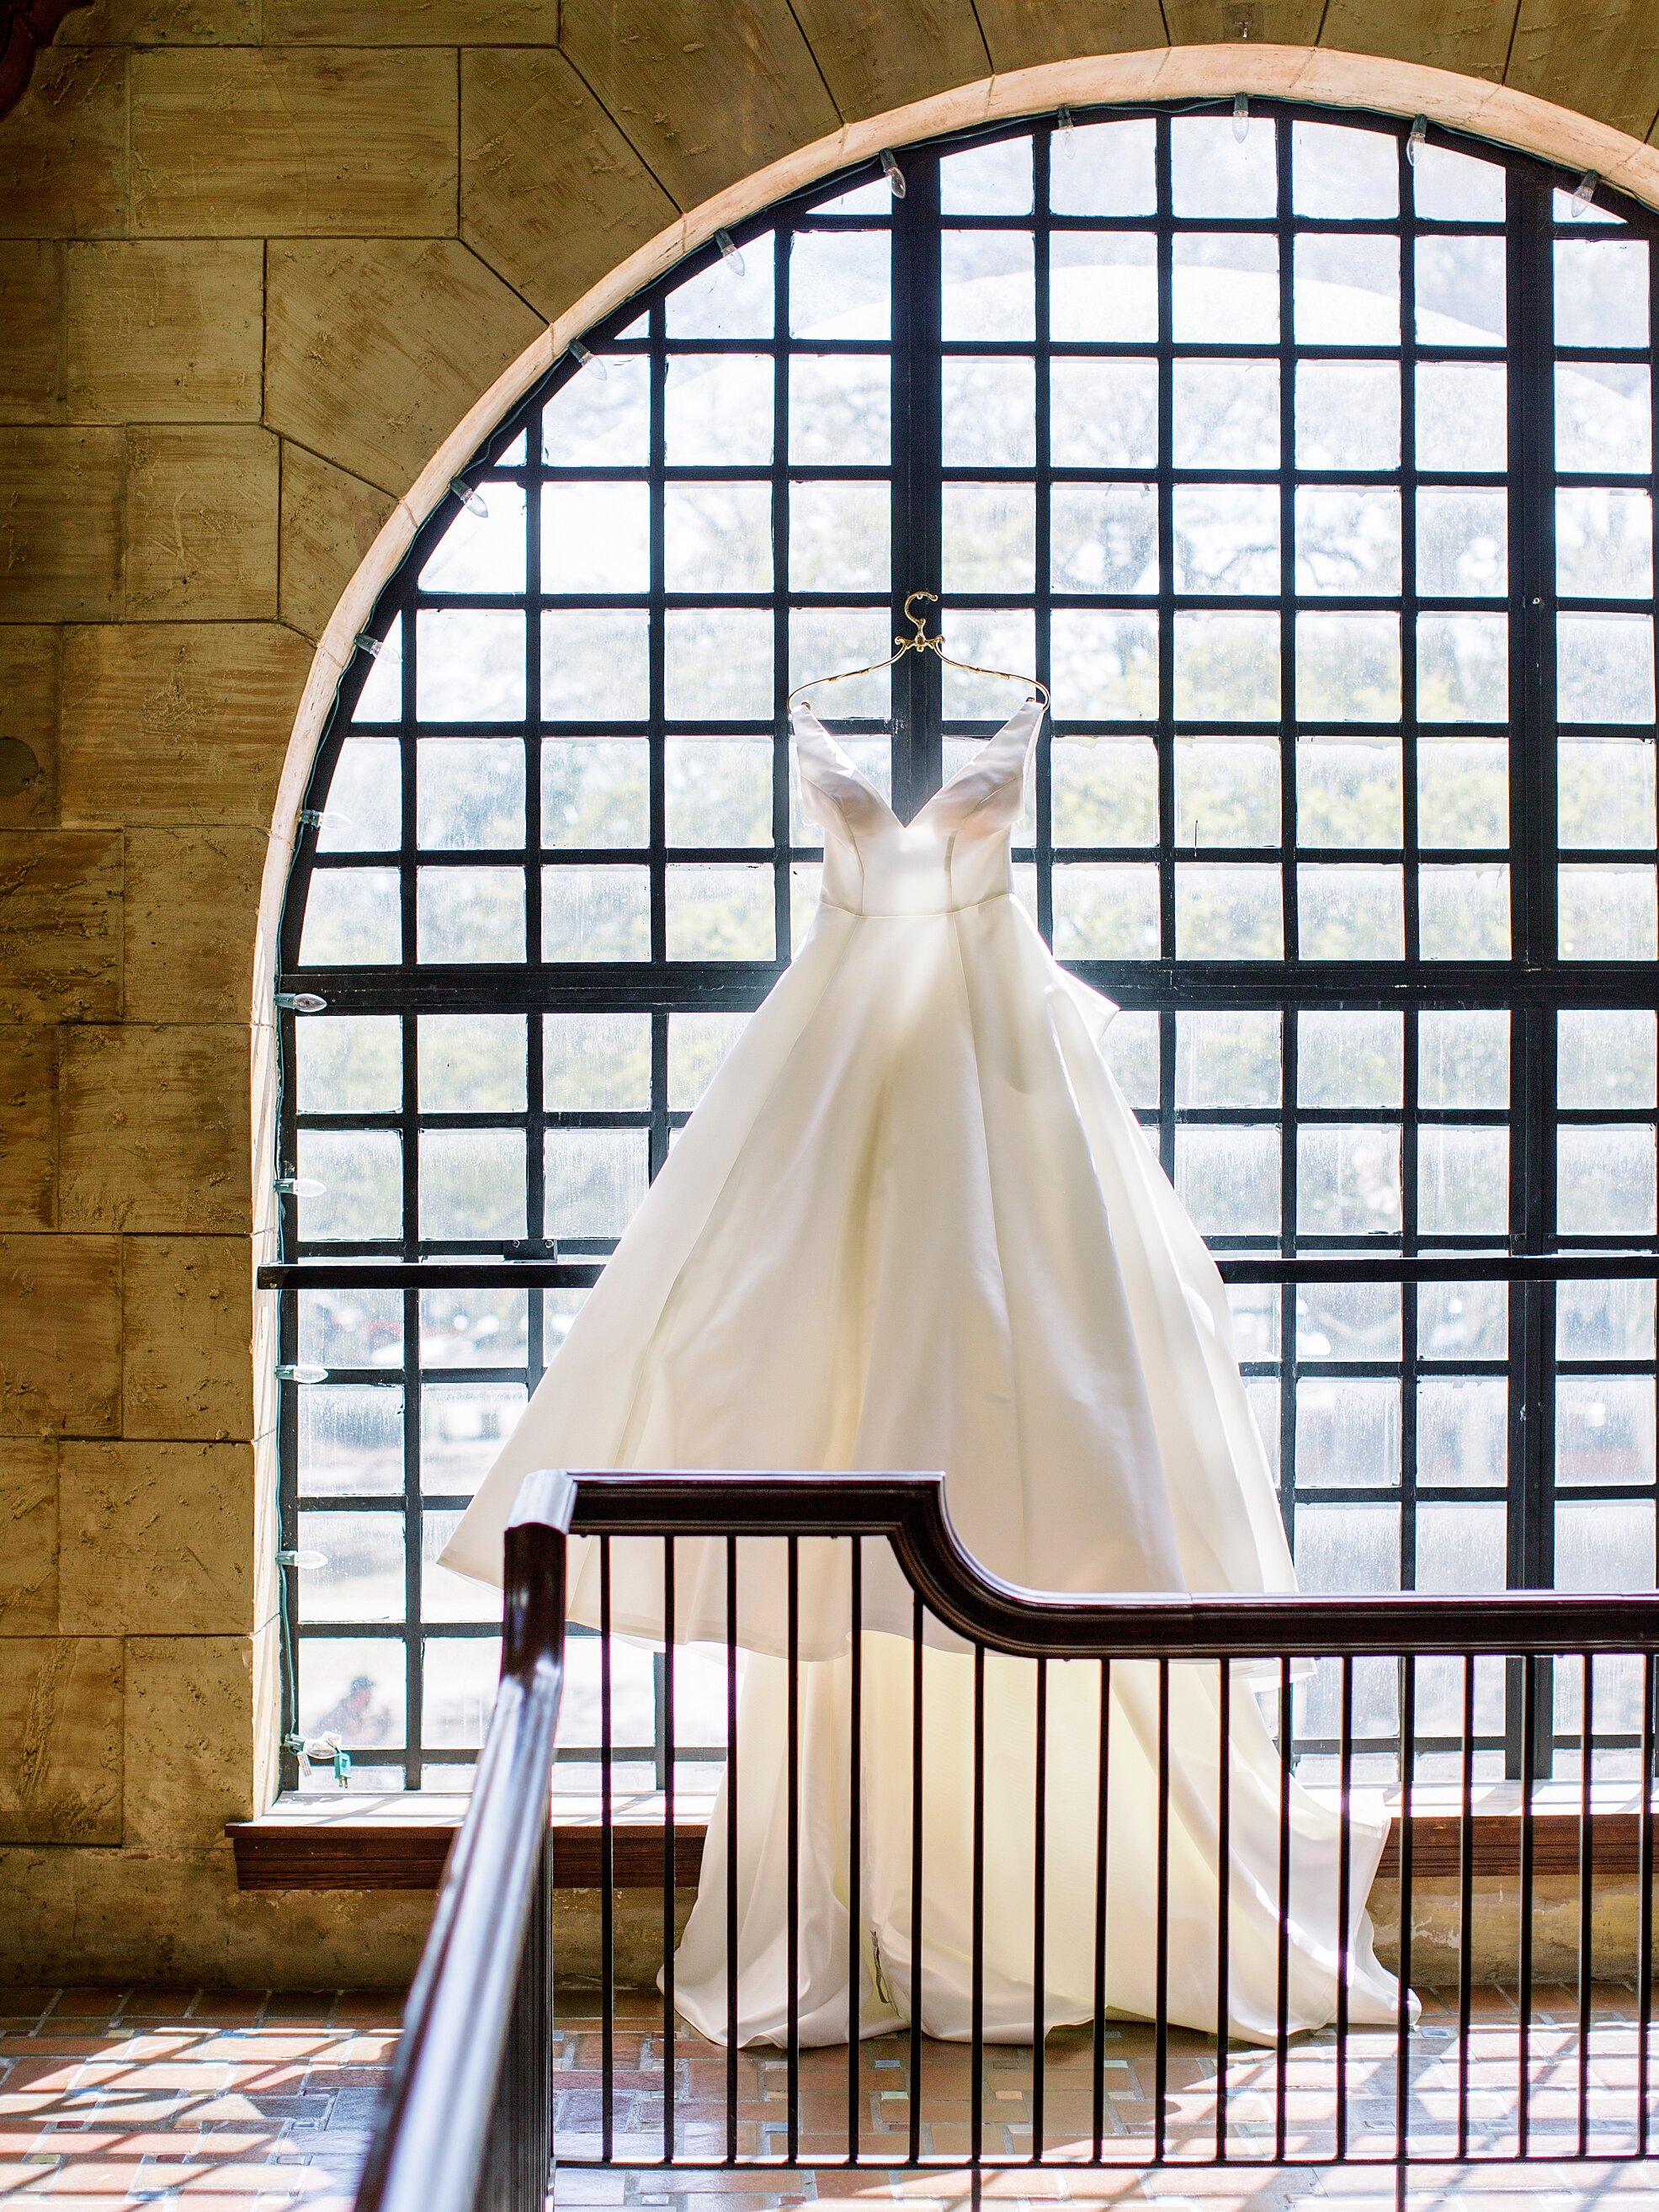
[{"left": 1232, "top": 93, "right": 1249, "bottom": 143}]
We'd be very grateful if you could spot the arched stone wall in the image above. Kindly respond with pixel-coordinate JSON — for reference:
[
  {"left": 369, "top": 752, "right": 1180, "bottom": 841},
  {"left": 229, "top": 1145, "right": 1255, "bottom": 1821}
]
[{"left": 4, "top": 0, "right": 1659, "bottom": 1986}]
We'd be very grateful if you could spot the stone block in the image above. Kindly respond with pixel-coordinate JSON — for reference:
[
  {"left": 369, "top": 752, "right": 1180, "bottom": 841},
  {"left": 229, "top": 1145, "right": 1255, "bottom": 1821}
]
[
  {"left": 0, "top": 46, "right": 127, "bottom": 241},
  {"left": 61, "top": 0, "right": 265, "bottom": 43},
  {"left": 0, "top": 1232, "right": 122, "bottom": 1436},
  {"left": 0, "top": 427, "right": 125, "bottom": 621},
  {"left": 264, "top": 0, "right": 558, "bottom": 35},
  {"left": 125, "top": 825, "right": 268, "bottom": 1023},
  {"left": 460, "top": 49, "right": 677, "bottom": 323},
  {"left": 0, "top": 830, "right": 122, "bottom": 1022},
  {"left": 0, "top": 627, "right": 60, "bottom": 829},
  {"left": 1509, "top": 0, "right": 1659, "bottom": 142},
  {"left": 265, "top": 238, "right": 544, "bottom": 497},
  {"left": 122, "top": 1234, "right": 258, "bottom": 1442},
  {"left": 970, "top": 0, "right": 1169, "bottom": 66},
  {"left": 1318, "top": 0, "right": 1513, "bottom": 77},
  {"left": 66, "top": 240, "right": 263, "bottom": 423},
  {"left": 59, "top": 623, "right": 312, "bottom": 830},
  {"left": 787, "top": 0, "right": 990, "bottom": 120},
  {"left": 0, "top": 1636, "right": 123, "bottom": 1843},
  {"left": 0, "top": 1440, "right": 56, "bottom": 1635},
  {"left": 59, "top": 1441, "right": 256, "bottom": 1636},
  {"left": 0, "top": 242, "right": 62, "bottom": 423},
  {"left": 278, "top": 442, "right": 396, "bottom": 644},
  {"left": 559, "top": 0, "right": 840, "bottom": 211},
  {"left": 1162, "top": 0, "right": 1323, "bottom": 40},
  {"left": 0, "top": 1022, "right": 56, "bottom": 1229},
  {"left": 124, "top": 1631, "right": 263, "bottom": 1847},
  {"left": 60, "top": 1023, "right": 250, "bottom": 1235},
  {"left": 131, "top": 47, "right": 458, "bottom": 238},
  {"left": 125, "top": 427, "right": 279, "bottom": 621}
]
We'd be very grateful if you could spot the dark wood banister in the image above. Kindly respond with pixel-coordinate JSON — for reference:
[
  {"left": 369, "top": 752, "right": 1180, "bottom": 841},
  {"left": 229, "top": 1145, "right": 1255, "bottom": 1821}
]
[{"left": 353, "top": 1465, "right": 1659, "bottom": 2210}]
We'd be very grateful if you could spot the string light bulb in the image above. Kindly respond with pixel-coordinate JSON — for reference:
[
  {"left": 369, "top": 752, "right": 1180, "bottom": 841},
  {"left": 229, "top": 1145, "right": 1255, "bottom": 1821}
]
[
  {"left": 1055, "top": 106, "right": 1076, "bottom": 157},
  {"left": 715, "top": 227, "right": 745, "bottom": 274},
  {"left": 1406, "top": 115, "right": 1428, "bottom": 167},
  {"left": 449, "top": 477, "right": 487, "bottom": 518},
  {"left": 569, "top": 336, "right": 607, "bottom": 380},
  {"left": 1571, "top": 169, "right": 1599, "bottom": 216},
  {"left": 1232, "top": 93, "right": 1250, "bottom": 143},
  {"left": 881, "top": 149, "right": 907, "bottom": 198}
]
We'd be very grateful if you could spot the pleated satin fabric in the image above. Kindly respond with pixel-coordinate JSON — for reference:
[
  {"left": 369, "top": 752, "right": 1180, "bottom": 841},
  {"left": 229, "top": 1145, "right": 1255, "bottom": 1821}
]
[{"left": 441, "top": 699, "right": 1406, "bottom": 2047}]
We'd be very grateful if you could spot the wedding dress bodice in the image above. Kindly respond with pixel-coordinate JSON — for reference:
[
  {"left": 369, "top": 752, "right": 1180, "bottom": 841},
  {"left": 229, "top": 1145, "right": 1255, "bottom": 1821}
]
[{"left": 792, "top": 698, "right": 1044, "bottom": 917}]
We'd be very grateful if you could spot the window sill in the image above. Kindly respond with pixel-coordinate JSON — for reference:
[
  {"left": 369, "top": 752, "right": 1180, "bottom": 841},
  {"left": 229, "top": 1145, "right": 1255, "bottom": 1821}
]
[{"left": 227, "top": 1784, "right": 1655, "bottom": 1893}]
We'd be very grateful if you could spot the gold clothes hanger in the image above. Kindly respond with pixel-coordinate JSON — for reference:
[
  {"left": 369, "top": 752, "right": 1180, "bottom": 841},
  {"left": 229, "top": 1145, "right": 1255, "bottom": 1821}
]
[{"left": 787, "top": 590, "right": 1050, "bottom": 712}]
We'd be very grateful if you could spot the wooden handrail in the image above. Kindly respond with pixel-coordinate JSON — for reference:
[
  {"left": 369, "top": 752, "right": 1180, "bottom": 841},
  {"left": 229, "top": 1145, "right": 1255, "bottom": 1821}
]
[{"left": 354, "top": 1467, "right": 573, "bottom": 2212}]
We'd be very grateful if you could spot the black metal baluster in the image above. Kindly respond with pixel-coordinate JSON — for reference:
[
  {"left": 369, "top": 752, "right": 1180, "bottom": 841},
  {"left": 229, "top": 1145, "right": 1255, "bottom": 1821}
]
[
  {"left": 662, "top": 1536, "right": 676, "bottom": 2164},
  {"left": 848, "top": 1538, "right": 863, "bottom": 2166},
  {"left": 1274, "top": 1656, "right": 1292, "bottom": 2165},
  {"left": 1577, "top": 1651, "right": 1594, "bottom": 2158},
  {"left": 1396, "top": 1653, "right": 1416, "bottom": 2181},
  {"left": 1155, "top": 1656, "right": 1171, "bottom": 2166},
  {"left": 1457, "top": 1652, "right": 1476, "bottom": 2164},
  {"left": 909, "top": 1590, "right": 924, "bottom": 2167},
  {"left": 1032, "top": 1656, "right": 1048, "bottom": 2164},
  {"left": 1519, "top": 1651, "right": 1537, "bottom": 2158},
  {"left": 1641, "top": 1648, "right": 1656, "bottom": 2159},
  {"left": 971, "top": 1641, "right": 986, "bottom": 2170},
  {"left": 600, "top": 1536, "right": 614, "bottom": 2167},
  {"left": 725, "top": 1534, "right": 739, "bottom": 2161},
  {"left": 786, "top": 1535, "right": 800, "bottom": 2167},
  {"left": 1336, "top": 1653, "right": 1353, "bottom": 2166},
  {"left": 1092, "top": 1657, "right": 1111, "bottom": 2166},
  {"left": 1215, "top": 1656, "right": 1231, "bottom": 2163}
]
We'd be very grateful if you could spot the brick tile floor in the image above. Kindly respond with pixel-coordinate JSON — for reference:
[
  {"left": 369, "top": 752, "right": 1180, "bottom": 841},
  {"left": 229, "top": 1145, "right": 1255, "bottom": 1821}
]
[{"left": 5, "top": 1986, "right": 1659, "bottom": 2209}]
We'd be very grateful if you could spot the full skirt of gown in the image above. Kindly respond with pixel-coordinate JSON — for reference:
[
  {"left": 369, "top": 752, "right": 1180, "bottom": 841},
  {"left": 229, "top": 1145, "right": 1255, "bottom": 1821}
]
[{"left": 441, "top": 885, "right": 1405, "bottom": 2048}]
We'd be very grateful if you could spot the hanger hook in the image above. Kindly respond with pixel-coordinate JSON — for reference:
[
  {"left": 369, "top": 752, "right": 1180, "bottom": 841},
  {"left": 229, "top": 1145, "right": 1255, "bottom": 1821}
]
[{"left": 901, "top": 589, "right": 939, "bottom": 651}]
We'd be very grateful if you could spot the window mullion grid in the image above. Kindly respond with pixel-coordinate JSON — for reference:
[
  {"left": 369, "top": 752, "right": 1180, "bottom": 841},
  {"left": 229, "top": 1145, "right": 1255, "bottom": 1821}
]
[
  {"left": 649, "top": 300, "right": 668, "bottom": 967},
  {"left": 1277, "top": 117, "right": 1299, "bottom": 968},
  {"left": 277, "top": 1224, "right": 301, "bottom": 1794},
  {"left": 1400, "top": 130, "right": 1421, "bottom": 968},
  {"left": 891, "top": 150, "right": 942, "bottom": 815},
  {"left": 396, "top": 598, "right": 424, "bottom": 1785},
  {"left": 1401, "top": 1008, "right": 1420, "bottom": 1593},
  {"left": 526, "top": 402, "right": 549, "bottom": 1304},
  {"left": 1034, "top": 124, "right": 1054, "bottom": 947},
  {"left": 772, "top": 224, "right": 793, "bottom": 964},
  {"left": 404, "top": 1276, "right": 423, "bottom": 1788},
  {"left": 1155, "top": 115, "right": 1176, "bottom": 976}
]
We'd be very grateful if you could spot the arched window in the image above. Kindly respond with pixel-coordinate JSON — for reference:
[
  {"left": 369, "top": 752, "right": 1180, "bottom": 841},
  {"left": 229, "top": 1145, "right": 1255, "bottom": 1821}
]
[{"left": 273, "top": 102, "right": 1659, "bottom": 1791}]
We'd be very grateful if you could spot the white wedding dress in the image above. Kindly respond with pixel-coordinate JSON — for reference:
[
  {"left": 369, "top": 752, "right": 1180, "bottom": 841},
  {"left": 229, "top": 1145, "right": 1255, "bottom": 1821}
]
[{"left": 442, "top": 698, "right": 1404, "bottom": 2049}]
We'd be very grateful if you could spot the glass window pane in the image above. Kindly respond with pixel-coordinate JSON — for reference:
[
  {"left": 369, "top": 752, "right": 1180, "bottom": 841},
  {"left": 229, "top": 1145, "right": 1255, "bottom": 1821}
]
[
  {"left": 1417, "top": 614, "right": 1508, "bottom": 721},
  {"left": 1418, "top": 1126, "right": 1508, "bottom": 1236},
  {"left": 1416, "top": 236, "right": 1506, "bottom": 344},
  {"left": 1052, "top": 611, "right": 1159, "bottom": 718},
  {"left": 1556, "top": 1378, "right": 1656, "bottom": 1488},
  {"left": 1175, "top": 736, "right": 1279, "bottom": 848},
  {"left": 422, "top": 1380, "right": 527, "bottom": 1496},
  {"left": 296, "top": 1015, "right": 401, "bottom": 1115},
  {"left": 299, "top": 868, "right": 401, "bottom": 965},
  {"left": 1050, "top": 118, "right": 1156, "bottom": 215},
  {"left": 1416, "top": 364, "right": 1507, "bottom": 472},
  {"left": 419, "top": 1287, "right": 528, "bottom": 1372},
  {"left": 545, "top": 1129, "right": 649, "bottom": 1239},
  {"left": 1295, "top": 1380, "right": 1401, "bottom": 1490},
  {"left": 1298, "top": 1282, "right": 1400, "bottom": 1359},
  {"left": 540, "top": 865, "right": 650, "bottom": 960},
  {"left": 939, "top": 609, "right": 1034, "bottom": 720},
  {"left": 542, "top": 482, "right": 649, "bottom": 593},
  {"left": 1050, "top": 231, "right": 1156, "bottom": 341},
  {"left": 943, "top": 482, "right": 1036, "bottom": 593},
  {"left": 417, "top": 868, "right": 525, "bottom": 963},
  {"left": 542, "top": 612, "right": 650, "bottom": 721},
  {"left": 420, "top": 1013, "right": 525, "bottom": 1112},
  {"left": 1174, "top": 1125, "right": 1280, "bottom": 1236},
  {"left": 297, "top": 1639, "right": 405, "bottom": 1747},
  {"left": 1558, "top": 736, "right": 1656, "bottom": 848},
  {"left": 1412, "top": 143, "right": 1505, "bottom": 222},
  {"left": 1555, "top": 1501, "right": 1656, "bottom": 1592},
  {"left": 1555, "top": 237, "right": 1650, "bottom": 348},
  {"left": 664, "top": 864, "right": 774, "bottom": 960},
  {"left": 299, "top": 1384, "right": 403, "bottom": 1497},
  {"left": 1173, "top": 864, "right": 1283, "bottom": 958},
  {"left": 423, "top": 1638, "right": 502, "bottom": 1749},
  {"left": 1418, "top": 864, "right": 1511, "bottom": 959},
  {"left": 1051, "top": 736, "right": 1157, "bottom": 846},
  {"left": 1050, "top": 356, "right": 1157, "bottom": 467},
  {"left": 663, "top": 481, "right": 772, "bottom": 594},
  {"left": 1298, "top": 864, "right": 1404, "bottom": 958},
  {"left": 1171, "top": 114, "right": 1278, "bottom": 217},
  {"left": 940, "top": 136, "right": 1032, "bottom": 214},
  {"left": 1296, "top": 739, "right": 1401, "bottom": 848},
  {"left": 788, "top": 609, "right": 892, "bottom": 722},
  {"left": 1292, "top": 1503, "right": 1400, "bottom": 1594},
  {"left": 1558, "top": 1009, "right": 1656, "bottom": 1108},
  {"left": 296, "top": 1130, "right": 401, "bottom": 1243},
  {"left": 668, "top": 232, "right": 774, "bottom": 338},
  {"left": 422, "top": 1511, "right": 498, "bottom": 1623},
  {"left": 1557, "top": 614, "right": 1656, "bottom": 724},
  {"left": 416, "top": 610, "right": 526, "bottom": 724},
  {"left": 1417, "top": 1382, "right": 1508, "bottom": 1491},
  {"left": 1051, "top": 483, "right": 1158, "bottom": 595},
  {"left": 1296, "top": 615, "right": 1401, "bottom": 723},
  {"left": 1299, "top": 1013, "right": 1402, "bottom": 1108},
  {"left": 1295, "top": 361, "right": 1400, "bottom": 470},
  {"left": 1420, "top": 1281, "right": 1507, "bottom": 1359},
  {"left": 298, "top": 1509, "right": 404, "bottom": 1624},
  {"left": 790, "top": 231, "right": 889, "bottom": 340},
  {"left": 1294, "top": 234, "right": 1400, "bottom": 344},
  {"left": 1417, "top": 490, "right": 1507, "bottom": 598},
  {"left": 669, "top": 1012, "right": 750, "bottom": 1110},
  {"left": 542, "top": 738, "right": 647, "bottom": 849},
  {"left": 420, "top": 1129, "right": 525, "bottom": 1242},
  {"left": 1295, "top": 489, "right": 1401, "bottom": 598},
  {"left": 1417, "top": 739, "right": 1507, "bottom": 849},
  {"left": 1293, "top": 120, "right": 1398, "bottom": 219},
  {"left": 1419, "top": 1009, "right": 1508, "bottom": 1107},
  {"left": 1172, "top": 234, "right": 1279, "bottom": 343},
  {"left": 544, "top": 352, "right": 648, "bottom": 465},
  {"left": 1172, "top": 359, "right": 1279, "bottom": 468},
  {"left": 1051, "top": 864, "right": 1160, "bottom": 958},
  {"left": 664, "top": 354, "right": 773, "bottom": 466},
  {"left": 942, "top": 356, "right": 1035, "bottom": 469},
  {"left": 322, "top": 736, "right": 401, "bottom": 850},
  {"left": 665, "top": 609, "right": 772, "bottom": 719},
  {"left": 1555, "top": 362, "right": 1651, "bottom": 473},
  {"left": 1103, "top": 1008, "right": 1160, "bottom": 1108},
  {"left": 1557, "top": 487, "right": 1653, "bottom": 599},
  {"left": 1416, "top": 1502, "right": 1507, "bottom": 1591},
  {"left": 1172, "top": 483, "right": 1279, "bottom": 595},
  {"left": 1176, "top": 1011, "right": 1281, "bottom": 1106},
  {"left": 1297, "top": 1125, "right": 1403, "bottom": 1233},
  {"left": 665, "top": 737, "right": 773, "bottom": 848},
  {"left": 1560, "top": 865, "right": 1659, "bottom": 958},
  {"left": 942, "top": 229, "right": 1033, "bottom": 341},
  {"left": 790, "top": 354, "right": 890, "bottom": 465},
  {"left": 1174, "top": 613, "right": 1279, "bottom": 720},
  {"left": 1558, "top": 1125, "right": 1657, "bottom": 1235},
  {"left": 1558, "top": 1279, "right": 1655, "bottom": 1359},
  {"left": 417, "top": 739, "right": 524, "bottom": 852},
  {"left": 545, "top": 1011, "right": 651, "bottom": 1110}
]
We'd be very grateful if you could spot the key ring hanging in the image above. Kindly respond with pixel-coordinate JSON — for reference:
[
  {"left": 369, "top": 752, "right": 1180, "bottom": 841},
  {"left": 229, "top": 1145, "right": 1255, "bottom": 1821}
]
[{"left": 787, "top": 590, "right": 1050, "bottom": 710}]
